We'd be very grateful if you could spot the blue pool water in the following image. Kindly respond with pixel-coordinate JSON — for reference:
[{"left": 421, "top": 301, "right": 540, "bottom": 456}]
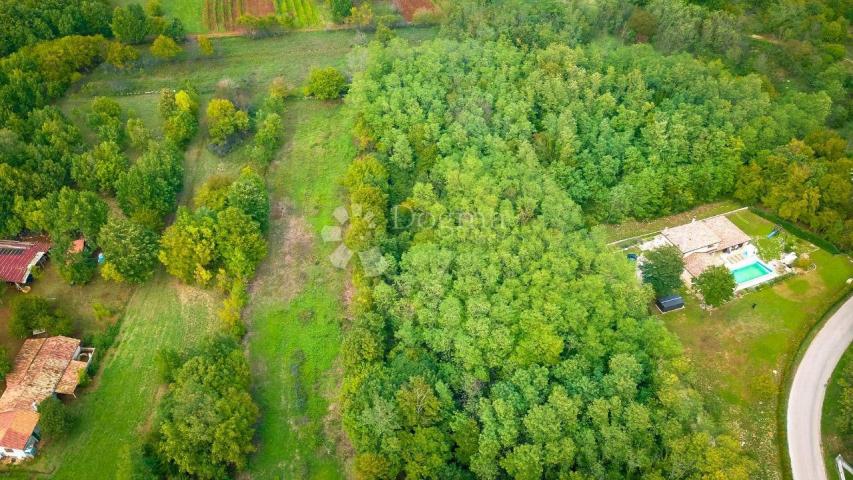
[{"left": 731, "top": 261, "right": 772, "bottom": 284}]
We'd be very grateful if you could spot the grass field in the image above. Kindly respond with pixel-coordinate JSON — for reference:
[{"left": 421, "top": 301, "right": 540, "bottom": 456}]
[
  {"left": 246, "top": 100, "right": 354, "bottom": 478},
  {"left": 14, "top": 29, "right": 441, "bottom": 477},
  {"left": 73, "top": 27, "right": 436, "bottom": 98},
  {"left": 823, "top": 344, "right": 853, "bottom": 477},
  {"left": 659, "top": 210, "right": 853, "bottom": 480}
]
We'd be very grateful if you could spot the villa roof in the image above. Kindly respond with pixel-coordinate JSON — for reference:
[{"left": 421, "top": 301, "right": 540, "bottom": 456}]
[
  {"left": 662, "top": 221, "right": 720, "bottom": 254},
  {"left": 684, "top": 252, "right": 724, "bottom": 277},
  {"left": 0, "top": 336, "right": 81, "bottom": 412},
  {"left": 0, "top": 240, "right": 50, "bottom": 284},
  {"left": 0, "top": 410, "right": 39, "bottom": 451},
  {"left": 703, "top": 216, "right": 751, "bottom": 251}
]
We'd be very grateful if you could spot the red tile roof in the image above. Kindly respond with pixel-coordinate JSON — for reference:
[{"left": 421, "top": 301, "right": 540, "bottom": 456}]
[
  {"left": 0, "top": 241, "right": 50, "bottom": 284},
  {"left": 0, "top": 410, "right": 39, "bottom": 451},
  {"left": 0, "top": 337, "right": 81, "bottom": 412}
]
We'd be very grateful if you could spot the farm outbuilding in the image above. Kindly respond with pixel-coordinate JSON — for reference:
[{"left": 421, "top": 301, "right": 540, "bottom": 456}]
[{"left": 0, "top": 240, "right": 50, "bottom": 286}]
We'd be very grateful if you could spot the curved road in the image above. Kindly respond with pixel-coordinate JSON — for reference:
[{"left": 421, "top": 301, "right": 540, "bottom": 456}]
[{"left": 788, "top": 296, "right": 853, "bottom": 480}]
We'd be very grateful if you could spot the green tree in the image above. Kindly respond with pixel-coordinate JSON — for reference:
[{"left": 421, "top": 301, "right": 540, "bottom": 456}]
[
  {"left": 99, "top": 217, "right": 160, "bottom": 284},
  {"left": 694, "top": 265, "right": 736, "bottom": 307},
  {"left": 206, "top": 98, "right": 249, "bottom": 150},
  {"left": 106, "top": 41, "right": 140, "bottom": 69},
  {"left": 111, "top": 4, "right": 149, "bottom": 44},
  {"left": 640, "top": 245, "right": 685, "bottom": 296},
  {"left": 115, "top": 141, "right": 184, "bottom": 230},
  {"left": 158, "top": 208, "right": 218, "bottom": 285},
  {"left": 157, "top": 336, "right": 258, "bottom": 479},
  {"left": 303, "top": 67, "right": 347, "bottom": 100},
  {"left": 329, "top": 0, "right": 353, "bottom": 23},
  {"left": 10, "top": 296, "right": 72, "bottom": 339},
  {"left": 0, "top": 348, "right": 10, "bottom": 382},
  {"left": 214, "top": 207, "right": 267, "bottom": 281},
  {"left": 38, "top": 397, "right": 73, "bottom": 437},
  {"left": 72, "top": 141, "right": 129, "bottom": 194},
  {"left": 226, "top": 168, "right": 270, "bottom": 232},
  {"left": 150, "top": 34, "right": 181, "bottom": 60}
]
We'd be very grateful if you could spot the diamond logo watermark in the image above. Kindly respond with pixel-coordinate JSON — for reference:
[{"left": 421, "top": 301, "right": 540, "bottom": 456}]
[{"left": 323, "top": 204, "right": 388, "bottom": 277}]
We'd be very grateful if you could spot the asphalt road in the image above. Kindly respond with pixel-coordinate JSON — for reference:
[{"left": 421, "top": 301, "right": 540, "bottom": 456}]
[{"left": 788, "top": 295, "right": 853, "bottom": 480}]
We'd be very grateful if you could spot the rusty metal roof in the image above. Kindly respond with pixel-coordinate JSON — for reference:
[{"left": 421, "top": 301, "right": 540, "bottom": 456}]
[{"left": 0, "top": 240, "right": 50, "bottom": 284}]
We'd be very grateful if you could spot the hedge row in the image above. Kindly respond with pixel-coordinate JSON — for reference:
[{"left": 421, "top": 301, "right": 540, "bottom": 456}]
[{"left": 749, "top": 206, "right": 842, "bottom": 255}]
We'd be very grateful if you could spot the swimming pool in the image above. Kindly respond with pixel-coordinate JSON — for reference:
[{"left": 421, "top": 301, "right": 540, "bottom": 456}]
[{"left": 731, "top": 261, "right": 773, "bottom": 284}]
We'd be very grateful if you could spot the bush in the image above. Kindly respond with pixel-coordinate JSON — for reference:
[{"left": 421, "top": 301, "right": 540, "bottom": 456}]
[
  {"left": 206, "top": 98, "right": 249, "bottom": 154},
  {"left": 198, "top": 35, "right": 214, "bottom": 56},
  {"left": 0, "top": 348, "right": 10, "bottom": 382},
  {"left": 106, "top": 41, "right": 140, "bottom": 69},
  {"left": 329, "top": 0, "right": 353, "bottom": 23},
  {"left": 58, "top": 251, "right": 97, "bottom": 285},
  {"left": 150, "top": 35, "right": 182, "bottom": 60},
  {"left": 10, "top": 297, "right": 72, "bottom": 339},
  {"left": 303, "top": 67, "right": 347, "bottom": 100},
  {"left": 38, "top": 397, "right": 73, "bottom": 437}
]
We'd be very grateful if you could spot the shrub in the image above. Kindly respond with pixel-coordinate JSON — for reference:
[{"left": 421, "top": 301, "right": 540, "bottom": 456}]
[
  {"left": 303, "top": 67, "right": 347, "bottom": 100},
  {"left": 126, "top": 118, "right": 150, "bottom": 148},
  {"left": 0, "top": 348, "right": 10, "bottom": 382},
  {"left": 150, "top": 35, "right": 182, "bottom": 60},
  {"left": 198, "top": 35, "right": 214, "bottom": 56},
  {"left": 58, "top": 251, "right": 97, "bottom": 285},
  {"left": 206, "top": 98, "right": 249, "bottom": 153},
  {"left": 329, "top": 0, "right": 353, "bottom": 23},
  {"left": 38, "top": 397, "right": 73, "bottom": 437},
  {"left": 10, "top": 297, "right": 72, "bottom": 339},
  {"left": 106, "top": 41, "right": 140, "bottom": 69}
]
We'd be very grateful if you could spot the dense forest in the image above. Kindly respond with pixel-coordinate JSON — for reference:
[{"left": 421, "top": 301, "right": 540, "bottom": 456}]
[{"left": 339, "top": 0, "right": 851, "bottom": 478}]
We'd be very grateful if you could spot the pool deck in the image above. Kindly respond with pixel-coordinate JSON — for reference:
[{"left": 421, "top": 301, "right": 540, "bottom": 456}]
[{"left": 726, "top": 255, "right": 779, "bottom": 291}]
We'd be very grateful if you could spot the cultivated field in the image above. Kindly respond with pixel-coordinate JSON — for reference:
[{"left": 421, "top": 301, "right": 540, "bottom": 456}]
[{"left": 204, "top": 0, "right": 276, "bottom": 32}]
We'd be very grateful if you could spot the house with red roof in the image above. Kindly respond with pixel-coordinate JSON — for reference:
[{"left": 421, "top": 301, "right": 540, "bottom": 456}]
[
  {"left": 0, "top": 240, "right": 50, "bottom": 286},
  {"left": 0, "top": 336, "right": 93, "bottom": 461}
]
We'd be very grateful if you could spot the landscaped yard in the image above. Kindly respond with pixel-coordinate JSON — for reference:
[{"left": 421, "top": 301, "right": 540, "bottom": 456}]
[
  {"left": 823, "top": 344, "right": 853, "bottom": 477},
  {"left": 658, "top": 210, "right": 853, "bottom": 480}
]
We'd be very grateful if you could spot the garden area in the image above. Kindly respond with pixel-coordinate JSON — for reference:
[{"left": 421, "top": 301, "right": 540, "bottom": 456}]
[{"left": 657, "top": 210, "right": 853, "bottom": 479}]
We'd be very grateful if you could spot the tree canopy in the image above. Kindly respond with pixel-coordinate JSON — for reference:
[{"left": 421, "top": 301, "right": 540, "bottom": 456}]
[{"left": 341, "top": 37, "right": 756, "bottom": 479}]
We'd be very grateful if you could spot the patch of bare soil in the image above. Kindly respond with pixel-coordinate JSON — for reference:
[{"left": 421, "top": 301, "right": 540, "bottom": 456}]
[{"left": 248, "top": 200, "right": 316, "bottom": 305}]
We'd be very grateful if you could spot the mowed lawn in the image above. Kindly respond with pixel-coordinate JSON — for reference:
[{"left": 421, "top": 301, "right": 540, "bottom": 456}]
[
  {"left": 823, "top": 344, "right": 853, "bottom": 477},
  {"left": 660, "top": 210, "right": 853, "bottom": 480},
  {"left": 246, "top": 100, "right": 354, "bottom": 479}
]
